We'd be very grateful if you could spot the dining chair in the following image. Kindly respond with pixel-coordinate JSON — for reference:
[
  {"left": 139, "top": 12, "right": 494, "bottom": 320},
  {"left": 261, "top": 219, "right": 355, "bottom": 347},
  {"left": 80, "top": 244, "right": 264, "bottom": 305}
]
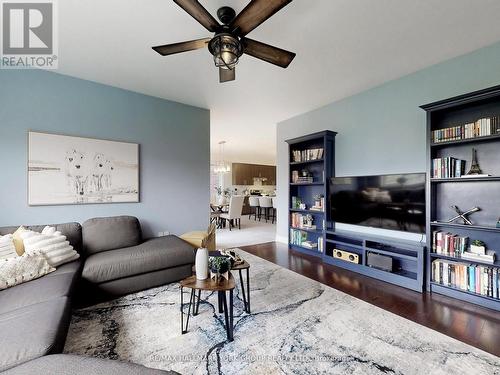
[
  {"left": 258, "top": 196, "right": 273, "bottom": 223},
  {"left": 271, "top": 197, "right": 277, "bottom": 224},
  {"left": 248, "top": 196, "right": 260, "bottom": 221},
  {"left": 219, "top": 195, "right": 245, "bottom": 230}
]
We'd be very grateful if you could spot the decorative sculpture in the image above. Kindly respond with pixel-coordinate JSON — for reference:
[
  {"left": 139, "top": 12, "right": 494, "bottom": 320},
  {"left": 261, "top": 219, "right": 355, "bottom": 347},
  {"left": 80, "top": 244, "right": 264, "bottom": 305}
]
[
  {"left": 447, "top": 205, "right": 480, "bottom": 225},
  {"left": 466, "top": 148, "right": 482, "bottom": 175}
]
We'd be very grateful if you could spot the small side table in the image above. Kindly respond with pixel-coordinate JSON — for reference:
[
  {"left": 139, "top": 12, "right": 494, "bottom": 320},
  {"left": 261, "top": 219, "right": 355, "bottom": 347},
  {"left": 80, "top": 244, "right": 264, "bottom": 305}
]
[
  {"left": 232, "top": 260, "right": 251, "bottom": 313},
  {"left": 180, "top": 274, "right": 236, "bottom": 341}
]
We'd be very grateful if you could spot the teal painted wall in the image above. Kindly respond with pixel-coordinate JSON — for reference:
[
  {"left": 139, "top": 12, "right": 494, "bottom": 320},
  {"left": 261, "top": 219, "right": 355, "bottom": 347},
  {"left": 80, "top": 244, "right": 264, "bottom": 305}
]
[
  {"left": 276, "top": 41, "right": 500, "bottom": 241},
  {"left": 0, "top": 70, "right": 210, "bottom": 237}
]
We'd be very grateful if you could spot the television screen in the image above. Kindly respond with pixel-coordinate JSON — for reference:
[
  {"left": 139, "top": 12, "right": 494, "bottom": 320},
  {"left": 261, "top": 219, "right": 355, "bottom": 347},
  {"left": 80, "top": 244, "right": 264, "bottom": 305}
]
[{"left": 329, "top": 173, "right": 426, "bottom": 233}]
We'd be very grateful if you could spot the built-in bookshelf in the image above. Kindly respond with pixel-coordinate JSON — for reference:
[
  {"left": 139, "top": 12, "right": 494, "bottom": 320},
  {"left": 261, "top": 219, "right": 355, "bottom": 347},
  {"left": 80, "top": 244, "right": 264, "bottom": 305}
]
[
  {"left": 421, "top": 85, "right": 500, "bottom": 311},
  {"left": 324, "top": 230, "right": 425, "bottom": 292},
  {"left": 286, "top": 131, "right": 336, "bottom": 257}
]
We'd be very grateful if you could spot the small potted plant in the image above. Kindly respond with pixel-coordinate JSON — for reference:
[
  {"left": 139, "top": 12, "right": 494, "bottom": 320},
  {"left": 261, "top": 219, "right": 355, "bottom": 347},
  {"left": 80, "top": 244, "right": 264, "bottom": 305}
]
[
  {"left": 209, "top": 256, "right": 231, "bottom": 281},
  {"left": 470, "top": 240, "right": 486, "bottom": 255}
]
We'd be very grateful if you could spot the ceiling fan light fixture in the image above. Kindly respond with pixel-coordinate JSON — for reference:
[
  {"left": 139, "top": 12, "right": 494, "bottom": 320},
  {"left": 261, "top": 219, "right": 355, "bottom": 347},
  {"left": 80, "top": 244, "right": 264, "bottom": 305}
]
[{"left": 208, "top": 33, "right": 242, "bottom": 70}]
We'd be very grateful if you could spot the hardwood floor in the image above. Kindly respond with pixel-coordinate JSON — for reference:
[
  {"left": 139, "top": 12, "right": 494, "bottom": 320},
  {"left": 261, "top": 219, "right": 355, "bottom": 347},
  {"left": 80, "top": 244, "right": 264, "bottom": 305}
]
[{"left": 240, "top": 241, "right": 500, "bottom": 357}]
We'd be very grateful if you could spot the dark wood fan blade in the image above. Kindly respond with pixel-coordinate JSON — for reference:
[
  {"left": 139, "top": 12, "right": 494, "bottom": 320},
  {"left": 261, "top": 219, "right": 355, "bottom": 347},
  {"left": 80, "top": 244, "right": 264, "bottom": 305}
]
[
  {"left": 152, "top": 38, "right": 211, "bottom": 56},
  {"left": 241, "top": 37, "right": 296, "bottom": 68},
  {"left": 220, "top": 67, "right": 235, "bottom": 83},
  {"left": 174, "top": 0, "right": 220, "bottom": 32},
  {"left": 230, "top": 0, "right": 292, "bottom": 36}
]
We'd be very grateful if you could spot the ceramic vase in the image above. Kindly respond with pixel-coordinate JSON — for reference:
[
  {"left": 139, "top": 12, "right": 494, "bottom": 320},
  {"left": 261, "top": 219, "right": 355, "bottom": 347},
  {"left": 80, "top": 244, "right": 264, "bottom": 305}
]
[{"left": 195, "top": 248, "right": 209, "bottom": 280}]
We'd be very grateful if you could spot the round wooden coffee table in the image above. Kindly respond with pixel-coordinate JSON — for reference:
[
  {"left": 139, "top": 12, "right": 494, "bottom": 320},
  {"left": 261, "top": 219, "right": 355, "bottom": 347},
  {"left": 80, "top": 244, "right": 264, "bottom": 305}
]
[{"left": 180, "top": 274, "right": 236, "bottom": 341}]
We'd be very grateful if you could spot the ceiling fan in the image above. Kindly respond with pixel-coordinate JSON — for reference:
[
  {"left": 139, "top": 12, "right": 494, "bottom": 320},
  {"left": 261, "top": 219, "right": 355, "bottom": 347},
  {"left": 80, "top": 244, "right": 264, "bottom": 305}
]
[{"left": 152, "top": 0, "right": 296, "bottom": 83}]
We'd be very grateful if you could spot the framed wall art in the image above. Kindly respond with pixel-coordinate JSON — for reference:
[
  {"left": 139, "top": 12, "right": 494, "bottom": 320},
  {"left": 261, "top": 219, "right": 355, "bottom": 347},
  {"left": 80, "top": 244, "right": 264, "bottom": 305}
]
[{"left": 28, "top": 131, "right": 139, "bottom": 205}]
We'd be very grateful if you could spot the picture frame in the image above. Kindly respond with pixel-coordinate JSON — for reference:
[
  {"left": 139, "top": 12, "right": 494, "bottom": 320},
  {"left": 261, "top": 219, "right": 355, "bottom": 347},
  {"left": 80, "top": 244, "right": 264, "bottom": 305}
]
[{"left": 28, "top": 131, "right": 139, "bottom": 206}]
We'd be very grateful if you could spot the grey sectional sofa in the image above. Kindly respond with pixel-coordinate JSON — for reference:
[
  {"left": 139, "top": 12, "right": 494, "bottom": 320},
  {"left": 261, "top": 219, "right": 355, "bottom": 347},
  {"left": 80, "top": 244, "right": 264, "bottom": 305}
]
[
  {"left": 81, "top": 216, "right": 194, "bottom": 298},
  {"left": 0, "top": 216, "right": 193, "bottom": 374}
]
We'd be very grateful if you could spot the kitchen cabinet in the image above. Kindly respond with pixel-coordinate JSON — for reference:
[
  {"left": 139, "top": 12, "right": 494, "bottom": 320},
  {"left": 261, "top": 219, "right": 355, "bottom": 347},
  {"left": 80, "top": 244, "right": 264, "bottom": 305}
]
[{"left": 232, "top": 163, "right": 276, "bottom": 186}]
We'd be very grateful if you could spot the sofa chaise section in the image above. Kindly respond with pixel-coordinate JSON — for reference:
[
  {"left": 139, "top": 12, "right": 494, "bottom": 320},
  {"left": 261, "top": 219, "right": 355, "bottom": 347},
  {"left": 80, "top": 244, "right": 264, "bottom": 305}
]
[{"left": 81, "top": 216, "right": 194, "bottom": 297}]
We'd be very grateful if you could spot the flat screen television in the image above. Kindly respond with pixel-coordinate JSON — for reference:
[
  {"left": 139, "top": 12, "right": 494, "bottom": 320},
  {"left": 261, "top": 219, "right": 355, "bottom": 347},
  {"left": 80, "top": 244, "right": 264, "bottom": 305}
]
[{"left": 329, "top": 173, "right": 426, "bottom": 233}]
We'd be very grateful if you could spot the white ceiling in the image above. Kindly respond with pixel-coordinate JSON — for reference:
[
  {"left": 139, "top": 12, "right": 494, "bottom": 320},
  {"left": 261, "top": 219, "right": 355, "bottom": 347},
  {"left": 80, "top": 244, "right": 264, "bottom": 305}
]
[{"left": 58, "top": 0, "right": 500, "bottom": 164}]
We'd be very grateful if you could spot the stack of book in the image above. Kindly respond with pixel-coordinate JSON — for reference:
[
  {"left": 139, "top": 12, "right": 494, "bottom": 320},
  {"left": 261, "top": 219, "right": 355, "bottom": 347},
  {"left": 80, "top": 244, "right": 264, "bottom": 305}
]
[
  {"left": 289, "top": 229, "right": 307, "bottom": 246},
  {"left": 301, "top": 240, "right": 318, "bottom": 250},
  {"left": 432, "top": 231, "right": 468, "bottom": 256},
  {"left": 295, "top": 176, "right": 313, "bottom": 184},
  {"left": 291, "top": 148, "right": 324, "bottom": 162},
  {"left": 432, "top": 260, "right": 499, "bottom": 299},
  {"left": 431, "top": 116, "right": 500, "bottom": 143},
  {"left": 290, "top": 213, "right": 316, "bottom": 230},
  {"left": 431, "top": 157, "right": 466, "bottom": 178}
]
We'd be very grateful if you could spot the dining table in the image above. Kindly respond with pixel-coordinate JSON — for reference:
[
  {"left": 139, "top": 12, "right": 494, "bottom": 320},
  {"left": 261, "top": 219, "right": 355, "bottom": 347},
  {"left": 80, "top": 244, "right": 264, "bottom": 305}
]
[{"left": 210, "top": 203, "right": 228, "bottom": 228}]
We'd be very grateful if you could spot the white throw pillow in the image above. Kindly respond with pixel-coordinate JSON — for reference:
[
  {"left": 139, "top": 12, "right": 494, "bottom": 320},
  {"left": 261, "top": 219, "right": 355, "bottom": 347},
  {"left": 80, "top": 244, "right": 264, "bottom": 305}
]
[
  {"left": 0, "top": 234, "right": 17, "bottom": 260},
  {"left": 0, "top": 251, "right": 55, "bottom": 290},
  {"left": 21, "top": 227, "right": 80, "bottom": 267}
]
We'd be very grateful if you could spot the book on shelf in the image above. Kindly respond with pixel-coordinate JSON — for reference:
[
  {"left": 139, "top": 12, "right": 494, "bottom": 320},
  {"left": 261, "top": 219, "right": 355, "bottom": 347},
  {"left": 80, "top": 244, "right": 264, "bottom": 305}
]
[
  {"left": 431, "top": 157, "right": 465, "bottom": 178},
  {"left": 289, "top": 229, "right": 322, "bottom": 252},
  {"left": 289, "top": 228, "right": 308, "bottom": 246},
  {"left": 294, "top": 176, "right": 314, "bottom": 184},
  {"left": 432, "top": 231, "right": 468, "bottom": 256},
  {"left": 432, "top": 259, "right": 499, "bottom": 299},
  {"left": 291, "top": 148, "right": 324, "bottom": 162},
  {"left": 301, "top": 241, "right": 318, "bottom": 249},
  {"left": 317, "top": 237, "right": 324, "bottom": 253},
  {"left": 431, "top": 116, "right": 500, "bottom": 143},
  {"left": 461, "top": 250, "right": 496, "bottom": 264},
  {"left": 291, "top": 212, "right": 321, "bottom": 230},
  {"left": 291, "top": 171, "right": 299, "bottom": 183},
  {"left": 460, "top": 174, "right": 492, "bottom": 178}
]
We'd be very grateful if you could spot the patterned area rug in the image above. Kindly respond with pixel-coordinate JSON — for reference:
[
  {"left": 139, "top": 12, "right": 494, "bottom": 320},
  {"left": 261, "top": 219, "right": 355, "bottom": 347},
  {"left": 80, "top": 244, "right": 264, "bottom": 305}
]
[{"left": 64, "top": 250, "right": 500, "bottom": 374}]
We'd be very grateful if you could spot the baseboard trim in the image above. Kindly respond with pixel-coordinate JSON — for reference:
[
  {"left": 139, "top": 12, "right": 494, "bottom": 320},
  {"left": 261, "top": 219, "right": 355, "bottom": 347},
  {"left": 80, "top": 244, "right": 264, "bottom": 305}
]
[{"left": 275, "top": 234, "right": 288, "bottom": 244}]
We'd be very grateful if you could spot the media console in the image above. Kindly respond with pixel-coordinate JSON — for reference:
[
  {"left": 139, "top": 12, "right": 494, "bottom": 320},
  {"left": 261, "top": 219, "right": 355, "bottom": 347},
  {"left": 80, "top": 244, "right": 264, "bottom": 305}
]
[{"left": 324, "top": 230, "right": 425, "bottom": 292}]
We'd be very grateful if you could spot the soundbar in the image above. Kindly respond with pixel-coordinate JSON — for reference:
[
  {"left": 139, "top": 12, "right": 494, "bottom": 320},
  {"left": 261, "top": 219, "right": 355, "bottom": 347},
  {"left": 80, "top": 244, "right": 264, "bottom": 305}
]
[{"left": 333, "top": 249, "right": 359, "bottom": 264}]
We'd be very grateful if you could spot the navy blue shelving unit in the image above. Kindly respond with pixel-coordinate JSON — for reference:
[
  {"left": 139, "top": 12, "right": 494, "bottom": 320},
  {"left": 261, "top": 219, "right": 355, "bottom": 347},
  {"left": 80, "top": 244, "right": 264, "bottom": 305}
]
[
  {"left": 286, "top": 130, "right": 426, "bottom": 292},
  {"left": 421, "top": 85, "right": 500, "bottom": 312},
  {"left": 324, "top": 230, "right": 425, "bottom": 292},
  {"left": 286, "top": 131, "right": 336, "bottom": 258}
]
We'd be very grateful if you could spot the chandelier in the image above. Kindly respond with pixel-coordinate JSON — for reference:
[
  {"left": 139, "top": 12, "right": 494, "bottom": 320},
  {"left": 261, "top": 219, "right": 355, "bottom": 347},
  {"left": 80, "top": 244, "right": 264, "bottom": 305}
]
[{"left": 214, "top": 141, "right": 231, "bottom": 174}]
